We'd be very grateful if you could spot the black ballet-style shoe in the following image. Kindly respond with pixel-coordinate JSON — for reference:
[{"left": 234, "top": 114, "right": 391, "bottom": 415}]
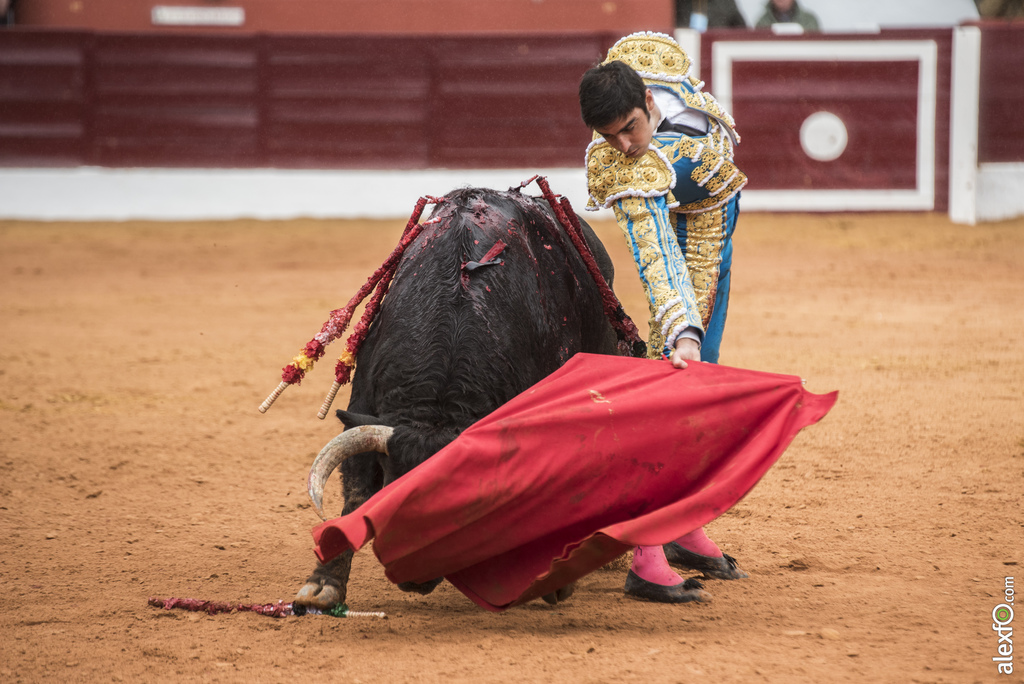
[
  {"left": 623, "top": 570, "right": 711, "bottom": 604},
  {"left": 663, "top": 542, "right": 749, "bottom": 580}
]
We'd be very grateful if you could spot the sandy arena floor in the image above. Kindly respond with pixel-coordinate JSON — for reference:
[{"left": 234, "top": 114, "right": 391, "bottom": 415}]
[{"left": 1, "top": 210, "right": 1022, "bottom": 683}]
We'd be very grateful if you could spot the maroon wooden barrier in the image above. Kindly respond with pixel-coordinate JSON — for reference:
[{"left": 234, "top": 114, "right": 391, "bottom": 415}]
[
  {"left": 977, "top": 23, "right": 1024, "bottom": 165},
  {"left": 15, "top": 0, "right": 670, "bottom": 36},
  {"left": 4, "top": 24, "right": 1022, "bottom": 201},
  {"left": 91, "top": 33, "right": 261, "bottom": 167},
  {"left": 0, "top": 29, "right": 615, "bottom": 169},
  {"left": 700, "top": 29, "right": 952, "bottom": 211},
  {"left": 0, "top": 31, "right": 90, "bottom": 166}
]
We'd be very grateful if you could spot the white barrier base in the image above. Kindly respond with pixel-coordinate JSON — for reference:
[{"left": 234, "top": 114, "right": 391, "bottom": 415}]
[
  {"left": 4, "top": 165, "right": 1020, "bottom": 223},
  {"left": 976, "top": 163, "right": 1024, "bottom": 223},
  {"left": 0, "top": 167, "right": 611, "bottom": 222}
]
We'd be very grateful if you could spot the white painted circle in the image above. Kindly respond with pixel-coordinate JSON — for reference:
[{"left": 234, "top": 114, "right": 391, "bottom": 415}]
[{"left": 799, "top": 111, "right": 848, "bottom": 162}]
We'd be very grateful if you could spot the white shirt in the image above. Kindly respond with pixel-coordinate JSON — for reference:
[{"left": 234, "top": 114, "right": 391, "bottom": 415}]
[{"left": 651, "top": 87, "right": 710, "bottom": 136}]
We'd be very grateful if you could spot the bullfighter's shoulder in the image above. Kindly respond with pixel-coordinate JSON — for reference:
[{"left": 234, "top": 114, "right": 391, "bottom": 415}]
[{"left": 585, "top": 139, "right": 675, "bottom": 211}]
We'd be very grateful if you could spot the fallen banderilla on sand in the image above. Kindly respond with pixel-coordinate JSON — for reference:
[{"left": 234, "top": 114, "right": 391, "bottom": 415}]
[{"left": 148, "top": 596, "right": 386, "bottom": 619}]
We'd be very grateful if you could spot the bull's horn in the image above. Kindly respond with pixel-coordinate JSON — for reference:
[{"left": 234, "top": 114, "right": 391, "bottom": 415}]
[{"left": 307, "top": 425, "right": 393, "bottom": 520}]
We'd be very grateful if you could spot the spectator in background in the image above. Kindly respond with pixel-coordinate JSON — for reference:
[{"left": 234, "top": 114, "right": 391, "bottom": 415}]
[
  {"left": 975, "top": 0, "right": 1024, "bottom": 18},
  {"left": 1, "top": 0, "right": 15, "bottom": 26},
  {"left": 676, "top": 0, "right": 748, "bottom": 31},
  {"left": 755, "top": 0, "right": 820, "bottom": 32}
]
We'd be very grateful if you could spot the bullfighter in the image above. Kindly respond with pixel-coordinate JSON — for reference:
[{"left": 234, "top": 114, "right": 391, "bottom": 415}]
[{"left": 579, "top": 31, "right": 748, "bottom": 603}]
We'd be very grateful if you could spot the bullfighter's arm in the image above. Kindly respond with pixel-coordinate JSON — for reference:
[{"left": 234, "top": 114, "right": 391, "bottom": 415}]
[
  {"left": 612, "top": 195, "right": 704, "bottom": 360},
  {"left": 585, "top": 139, "right": 706, "bottom": 360}
]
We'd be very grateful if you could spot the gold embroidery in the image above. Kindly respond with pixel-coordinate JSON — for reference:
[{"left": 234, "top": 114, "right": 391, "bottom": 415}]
[
  {"left": 614, "top": 196, "right": 703, "bottom": 358},
  {"left": 641, "top": 167, "right": 662, "bottom": 186},
  {"left": 591, "top": 129, "right": 744, "bottom": 214},
  {"left": 703, "top": 162, "right": 739, "bottom": 196},
  {"left": 707, "top": 122, "right": 732, "bottom": 156},
  {"left": 656, "top": 134, "right": 703, "bottom": 165},
  {"left": 615, "top": 166, "right": 638, "bottom": 186},
  {"left": 606, "top": 33, "right": 692, "bottom": 82},
  {"left": 586, "top": 142, "right": 674, "bottom": 208},
  {"left": 690, "top": 148, "right": 721, "bottom": 187},
  {"left": 678, "top": 207, "right": 728, "bottom": 327},
  {"left": 655, "top": 121, "right": 736, "bottom": 178}
]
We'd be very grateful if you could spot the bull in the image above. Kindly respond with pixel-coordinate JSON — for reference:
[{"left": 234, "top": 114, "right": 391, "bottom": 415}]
[{"left": 294, "top": 185, "right": 636, "bottom": 609}]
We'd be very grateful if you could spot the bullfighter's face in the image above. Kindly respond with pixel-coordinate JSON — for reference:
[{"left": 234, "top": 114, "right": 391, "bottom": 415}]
[{"left": 594, "top": 88, "right": 659, "bottom": 159}]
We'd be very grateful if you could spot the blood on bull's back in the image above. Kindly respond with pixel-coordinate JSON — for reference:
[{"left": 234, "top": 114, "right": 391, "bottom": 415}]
[{"left": 349, "top": 187, "right": 619, "bottom": 476}]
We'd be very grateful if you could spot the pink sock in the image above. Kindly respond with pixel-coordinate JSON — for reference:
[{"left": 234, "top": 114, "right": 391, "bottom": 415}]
[
  {"left": 631, "top": 545, "right": 683, "bottom": 586},
  {"left": 675, "top": 527, "right": 724, "bottom": 558}
]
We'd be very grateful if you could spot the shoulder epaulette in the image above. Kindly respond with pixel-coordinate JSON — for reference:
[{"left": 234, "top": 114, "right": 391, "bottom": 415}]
[{"left": 585, "top": 139, "right": 676, "bottom": 211}]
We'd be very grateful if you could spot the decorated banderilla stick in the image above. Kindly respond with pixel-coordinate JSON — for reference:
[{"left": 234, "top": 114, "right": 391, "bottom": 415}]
[
  {"left": 527, "top": 175, "right": 646, "bottom": 357},
  {"left": 258, "top": 196, "right": 445, "bottom": 417},
  {"left": 148, "top": 596, "right": 386, "bottom": 619}
]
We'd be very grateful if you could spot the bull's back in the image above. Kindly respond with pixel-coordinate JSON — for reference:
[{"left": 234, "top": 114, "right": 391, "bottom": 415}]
[{"left": 349, "top": 188, "right": 617, "bottom": 471}]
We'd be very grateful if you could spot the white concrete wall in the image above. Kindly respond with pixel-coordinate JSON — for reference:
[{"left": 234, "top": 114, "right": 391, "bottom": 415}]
[
  {"left": 0, "top": 167, "right": 611, "bottom": 222},
  {"left": 947, "top": 26, "right": 1024, "bottom": 225},
  {"left": 976, "top": 163, "right": 1024, "bottom": 223}
]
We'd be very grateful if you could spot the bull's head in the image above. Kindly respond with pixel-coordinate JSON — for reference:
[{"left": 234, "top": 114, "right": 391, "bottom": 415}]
[{"left": 307, "top": 424, "right": 393, "bottom": 520}]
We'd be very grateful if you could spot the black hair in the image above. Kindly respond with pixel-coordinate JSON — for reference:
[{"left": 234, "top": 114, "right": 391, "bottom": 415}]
[{"left": 578, "top": 60, "right": 649, "bottom": 130}]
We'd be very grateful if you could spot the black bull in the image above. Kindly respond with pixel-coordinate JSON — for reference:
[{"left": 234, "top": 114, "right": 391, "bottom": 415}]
[{"left": 295, "top": 186, "right": 635, "bottom": 609}]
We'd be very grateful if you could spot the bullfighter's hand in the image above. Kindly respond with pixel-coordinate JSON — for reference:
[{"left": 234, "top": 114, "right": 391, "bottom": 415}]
[{"left": 671, "top": 337, "right": 701, "bottom": 369}]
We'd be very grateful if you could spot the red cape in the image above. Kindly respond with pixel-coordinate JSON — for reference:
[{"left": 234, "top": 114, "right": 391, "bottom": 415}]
[{"left": 312, "top": 354, "right": 837, "bottom": 611}]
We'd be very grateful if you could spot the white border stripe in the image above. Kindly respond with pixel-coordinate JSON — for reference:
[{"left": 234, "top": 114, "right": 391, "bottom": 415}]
[
  {"left": 948, "top": 26, "right": 981, "bottom": 225},
  {"left": 0, "top": 167, "right": 609, "bottom": 221},
  {"left": 739, "top": 189, "right": 932, "bottom": 212},
  {"left": 712, "top": 40, "right": 938, "bottom": 212}
]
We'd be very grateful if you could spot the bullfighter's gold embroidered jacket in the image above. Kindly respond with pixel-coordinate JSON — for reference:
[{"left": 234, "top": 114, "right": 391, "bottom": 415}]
[{"left": 585, "top": 32, "right": 747, "bottom": 358}]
